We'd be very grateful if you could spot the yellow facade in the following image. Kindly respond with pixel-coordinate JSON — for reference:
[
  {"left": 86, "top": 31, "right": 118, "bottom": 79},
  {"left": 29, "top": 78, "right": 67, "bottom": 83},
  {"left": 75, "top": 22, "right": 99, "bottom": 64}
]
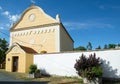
[
  {"left": 10, "top": 5, "right": 73, "bottom": 53},
  {"left": 6, "top": 43, "right": 34, "bottom": 73},
  {"left": 13, "top": 5, "right": 57, "bottom": 29},
  {"left": 25, "top": 53, "right": 33, "bottom": 73},
  {"left": 10, "top": 5, "right": 61, "bottom": 53},
  {"left": 11, "top": 27, "right": 58, "bottom": 53},
  {"left": 6, "top": 5, "right": 74, "bottom": 73}
]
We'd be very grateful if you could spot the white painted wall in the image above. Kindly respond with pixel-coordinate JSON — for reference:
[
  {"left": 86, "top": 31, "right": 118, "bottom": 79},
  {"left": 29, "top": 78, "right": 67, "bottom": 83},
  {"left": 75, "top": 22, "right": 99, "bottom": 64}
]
[{"left": 34, "top": 49, "right": 120, "bottom": 78}]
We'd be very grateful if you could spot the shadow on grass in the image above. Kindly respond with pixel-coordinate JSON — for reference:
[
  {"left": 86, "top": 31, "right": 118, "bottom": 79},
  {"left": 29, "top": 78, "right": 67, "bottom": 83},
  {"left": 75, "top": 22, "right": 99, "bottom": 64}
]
[
  {"left": 102, "top": 77, "right": 120, "bottom": 84},
  {"left": 58, "top": 80, "right": 83, "bottom": 84}
]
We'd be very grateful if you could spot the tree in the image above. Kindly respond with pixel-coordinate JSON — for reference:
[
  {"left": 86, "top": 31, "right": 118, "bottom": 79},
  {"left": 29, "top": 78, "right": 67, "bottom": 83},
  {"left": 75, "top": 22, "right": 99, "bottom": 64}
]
[
  {"left": 118, "top": 44, "right": 120, "bottom": 47},
  {"left": 0, "top": 38, "right": 8, "bottom": 64},
  {"left": 96, "top": 45, "right": 101, "bottom": 50},
  {"left": 104, "top": 44, "right": 108, "bottom": 49},
  {"left": 74, "top": 46, "right": 87, "bottom": 51},
  {"left": 74, "top": 53, "right": 103, "bottom": 80},
  {"left": 86, "top": 42, "right": 92, "bottom": 50},
  {"left": 108, "top": 44, "right": 116, "bottom": 49}
]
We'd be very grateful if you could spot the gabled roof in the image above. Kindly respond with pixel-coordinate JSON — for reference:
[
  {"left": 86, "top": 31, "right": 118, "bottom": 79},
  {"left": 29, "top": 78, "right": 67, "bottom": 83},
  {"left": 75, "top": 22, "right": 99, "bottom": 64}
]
[
  {"left": 6, "top": 43, "right": 37, "bottom": 54},
  {"left": 10, "top": 4, "right": 58, "bottom": 31},
  {"left": 19, "top": 44, "right": 37, "bottom": 54}
]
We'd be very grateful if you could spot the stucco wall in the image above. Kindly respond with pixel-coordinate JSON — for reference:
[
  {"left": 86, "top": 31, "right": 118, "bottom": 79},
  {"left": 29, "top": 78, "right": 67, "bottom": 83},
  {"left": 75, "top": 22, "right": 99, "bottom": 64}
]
[
  {"left": 18, "top": 54, "right": 26, "bottom": 73},
  {"left": 6, "top": 53, "right": 13, "bottom": 72},
  {"left": 34, "top": 49, "right": 120, "bottom": 78},
  {"left": 25, "top": 53, "right": 33, "bottom": 73},
  {"left": 6, "top": 46, "right": 26, "bottom": 72},
  {"left": 60, "top": 26, "right": 73, "bottom": 51},
  {"left": 14, "top": 6, "right": 57, "bottom": 29},
  {"left": 6, "top": 53, "right": 26, "bottom": 73},
  {"left": 5, "top": 45, "right": 33, "bottom": 73},
  {"left": 11, "top": 25, "right": 59, "bottom": 53},
  {"left": 10, "top": 6, "right": 73, "bottom": 53}
]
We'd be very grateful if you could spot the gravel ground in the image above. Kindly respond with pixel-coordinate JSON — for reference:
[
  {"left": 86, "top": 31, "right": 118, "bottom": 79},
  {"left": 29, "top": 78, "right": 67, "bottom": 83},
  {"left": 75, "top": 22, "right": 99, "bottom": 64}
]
[{"left": 0, "top": 71, "right": 49, "bottom": 84}]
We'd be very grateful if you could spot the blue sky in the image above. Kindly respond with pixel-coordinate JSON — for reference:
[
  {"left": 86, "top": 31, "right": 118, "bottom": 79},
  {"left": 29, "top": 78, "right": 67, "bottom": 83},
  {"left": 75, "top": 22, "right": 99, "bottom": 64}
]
[{"left": 0, "top": 0, "right": 120, "bottom": 49}]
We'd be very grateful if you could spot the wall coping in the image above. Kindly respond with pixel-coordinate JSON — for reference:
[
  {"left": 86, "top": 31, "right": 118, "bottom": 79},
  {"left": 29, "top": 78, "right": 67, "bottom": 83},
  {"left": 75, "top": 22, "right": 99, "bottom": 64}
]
[{"left": 34, "top": 48, "right": 120, "bottom": 55}]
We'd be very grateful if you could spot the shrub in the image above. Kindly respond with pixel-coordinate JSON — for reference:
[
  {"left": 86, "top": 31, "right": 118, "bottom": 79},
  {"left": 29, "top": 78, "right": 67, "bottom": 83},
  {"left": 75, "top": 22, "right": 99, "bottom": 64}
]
[
  {"left": 29, "top": 64, "right": 37, "bottom": 74},
  {"left": 29, "top": 64, "right": 41, "bottom": 78},
  {"left": 74, "top": 53, "right": 102, "bottom": 80},
  {"left": 92, "top": 66, "right": 102, "bottom": 77},
  {"left": 35, "top": 69, "right": 40, "bottom": 73}
]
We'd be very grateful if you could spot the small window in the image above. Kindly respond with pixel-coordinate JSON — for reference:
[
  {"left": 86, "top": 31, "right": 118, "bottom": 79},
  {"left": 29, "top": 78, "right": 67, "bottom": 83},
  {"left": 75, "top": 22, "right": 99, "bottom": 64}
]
[{"left": 8, "top": 58, "right": 10, "bottom": 61}]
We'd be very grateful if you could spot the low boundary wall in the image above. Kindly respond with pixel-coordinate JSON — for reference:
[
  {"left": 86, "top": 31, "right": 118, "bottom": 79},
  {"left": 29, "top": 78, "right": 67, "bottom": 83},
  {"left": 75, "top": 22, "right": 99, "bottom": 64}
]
[{"left": 34, "top": 49, "right": 120, "bottom": 78}]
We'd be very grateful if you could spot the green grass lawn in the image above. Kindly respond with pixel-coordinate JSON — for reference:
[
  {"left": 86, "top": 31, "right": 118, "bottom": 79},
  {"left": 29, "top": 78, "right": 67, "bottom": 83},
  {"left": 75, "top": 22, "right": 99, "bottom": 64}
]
[
  {"left": 0, "top": 69, "right": 120, "bottom": 84},
  {"left": 0, "top": 69, "right": 82, "bottom": 84}
]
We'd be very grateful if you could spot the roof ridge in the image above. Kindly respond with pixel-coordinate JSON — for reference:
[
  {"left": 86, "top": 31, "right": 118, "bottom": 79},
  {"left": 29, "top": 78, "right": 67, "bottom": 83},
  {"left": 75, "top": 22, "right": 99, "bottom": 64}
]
[{"left": 19, "top": 44, "right": 37, "bottom": 54}]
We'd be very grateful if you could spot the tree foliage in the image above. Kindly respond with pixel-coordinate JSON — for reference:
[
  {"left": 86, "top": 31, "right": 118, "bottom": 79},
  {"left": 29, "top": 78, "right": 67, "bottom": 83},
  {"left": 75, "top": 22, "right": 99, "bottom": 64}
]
[
  {"left": 104, "top": 44, "right": 108, "bottom": 49},
  {"left": 104, "top": 44, "right": 116, "bottom": 49},
  {"left": 118, "top": 44, "right": 120, "bottom": 47},
  {"left": 74, "top": 53, "right": 102, "bottom": 79},
  {"left": 74, "top": 42, "right": 120, "bottom": 51},
  {"left": 29, "top": 64, "right": 37, "bottom": 74},
  {"left": 0, "top": 38, "right": 8, "bottom": 64},
  {"left": 108, "top": 44, "right": 116, "bottom": 49},
  {"left": 74, "top": 46, "right": 87, "bottom": 51},
  {"left": 96, "top": 45, "right": 101, "bottom": 50},
  {"left": 86, "top": 42, "right": 92, "bottom": 50}
]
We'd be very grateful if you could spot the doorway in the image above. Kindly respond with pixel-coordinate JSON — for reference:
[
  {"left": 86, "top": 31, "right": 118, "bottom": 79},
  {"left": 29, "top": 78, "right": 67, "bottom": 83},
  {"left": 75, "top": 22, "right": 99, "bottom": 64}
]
[{"left": 12, "top": 57, "right": 18, "bottom": 72}]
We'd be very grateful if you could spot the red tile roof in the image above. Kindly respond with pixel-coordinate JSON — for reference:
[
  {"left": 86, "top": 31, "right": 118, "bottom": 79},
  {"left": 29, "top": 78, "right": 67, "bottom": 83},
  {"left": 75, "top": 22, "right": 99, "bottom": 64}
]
[{"left": 19, "top": 45, "right": 37, "bottom": 54}]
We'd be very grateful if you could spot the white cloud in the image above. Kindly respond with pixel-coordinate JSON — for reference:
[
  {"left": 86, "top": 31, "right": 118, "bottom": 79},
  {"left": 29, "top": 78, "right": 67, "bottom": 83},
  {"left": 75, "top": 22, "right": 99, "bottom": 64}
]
[
  {"left": 0, "top": 27, "right": 4, "bottom": 30},
  {"left": 30, "top": 0, "right": 35, "bottom": 4},
  {"left": 9, "top": 14, "right": 20, "bottom": 22},
  {"left": 0, "top": 6, "right": 2, "bottom": 10},
  {"left": 64, "top": 22, "right": 86, "bottom": 29},
  {"left": 99, "top": 5, "right": 120, "bottom": 10},
  {"left": 2, "top": 11, "right": 10, "bottom": 16},
  {"left": 6, "top": 23, "right": 10, "bottom": 27},
  {"left": 63, "top": 22, "right": 113, "bottom": 30},
  {"left": 0, "top": 23, "right": 11, "bottom": 30},
  {"left": 0, "top": 6, "right": 20, "bottom": 30},
  {"left": 2, "top": 10, "right": 20, "bottom": 22}
]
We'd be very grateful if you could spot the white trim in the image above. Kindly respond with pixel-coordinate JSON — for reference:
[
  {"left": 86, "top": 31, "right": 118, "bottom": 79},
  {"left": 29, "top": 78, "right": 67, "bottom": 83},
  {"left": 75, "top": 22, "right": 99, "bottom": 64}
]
[
  {"left": 9, "top": 33, "right": 12, "bottom": 47},
  {"left": 55, "top": 25, "right": 60, "bottom": 52}
]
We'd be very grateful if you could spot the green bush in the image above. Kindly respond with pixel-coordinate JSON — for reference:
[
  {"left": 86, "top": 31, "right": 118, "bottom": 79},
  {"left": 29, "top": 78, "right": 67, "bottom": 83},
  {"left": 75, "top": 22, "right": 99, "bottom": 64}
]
[
  {"left": 35, "top": 69, "right": 40, "bottom": 73},
  {"left": 29, "top": 64, "right": 37, "bottom": 74},
  {"left": 92, "top": 66, "right": 103, "bottom": 77}
]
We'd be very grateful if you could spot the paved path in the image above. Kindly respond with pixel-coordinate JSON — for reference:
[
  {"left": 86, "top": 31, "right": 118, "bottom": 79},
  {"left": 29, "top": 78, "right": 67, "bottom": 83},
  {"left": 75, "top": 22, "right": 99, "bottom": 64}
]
[
  {"left": 0, "top": 71, "right": 49, "bottom": 84},
  {"left": 0, "top": 72, "right": 21, "bottom": 81}
]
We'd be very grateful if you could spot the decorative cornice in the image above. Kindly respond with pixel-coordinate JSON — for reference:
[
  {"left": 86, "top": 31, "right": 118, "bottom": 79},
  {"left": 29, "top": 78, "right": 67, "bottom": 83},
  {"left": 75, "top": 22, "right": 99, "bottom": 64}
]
[{"left": 10, "top": 23, "right": 59, "bottom": 32}]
